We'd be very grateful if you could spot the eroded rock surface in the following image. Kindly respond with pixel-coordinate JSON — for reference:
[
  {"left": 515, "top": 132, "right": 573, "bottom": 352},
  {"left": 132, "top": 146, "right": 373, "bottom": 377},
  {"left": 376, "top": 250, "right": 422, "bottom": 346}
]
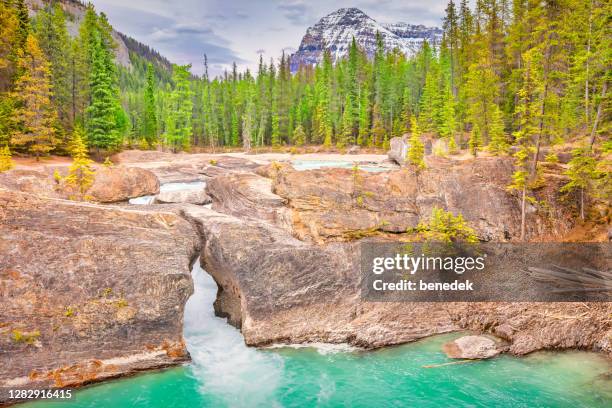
[
  {"left": 0, "top": 166, "right": 160, "bottom": 203},
  {"left": 207, "top": 173, "right": 290, "bottom": 226},
  {"left": 0, "top": 190, "right": 199, "bottom": 398},
  {"left": 269, "top": 157, "right": 564, "bottom": 242}
]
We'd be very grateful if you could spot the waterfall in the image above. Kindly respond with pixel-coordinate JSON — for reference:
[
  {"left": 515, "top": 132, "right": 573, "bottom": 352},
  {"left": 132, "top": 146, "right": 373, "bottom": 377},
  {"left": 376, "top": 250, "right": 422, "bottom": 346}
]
[{"left": 183, "top": 260, "right": 284, "bottom": 407}]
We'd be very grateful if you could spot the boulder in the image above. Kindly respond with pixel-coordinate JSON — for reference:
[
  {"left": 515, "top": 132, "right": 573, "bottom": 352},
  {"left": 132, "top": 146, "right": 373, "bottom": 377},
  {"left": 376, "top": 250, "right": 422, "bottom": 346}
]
[
  {"left": 0, "top": 189, "right": 199, "bottom": 397},
  {"left": 388, "top": 135, "right": 409, "bottom": 165},
  {"left": 156, "top": 188, "right": 211, "bottom": 205},
  {"left": 442, "top": 335, "right": 504, "bottom": 359},
  {"left": 87, "top": 166, "right": 160, "bottom": 203}
]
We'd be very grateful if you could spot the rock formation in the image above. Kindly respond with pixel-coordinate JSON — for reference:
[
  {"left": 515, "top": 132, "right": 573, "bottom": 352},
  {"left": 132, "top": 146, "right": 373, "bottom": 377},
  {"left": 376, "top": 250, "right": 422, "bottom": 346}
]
[{"left": 0, "top": 189, "right": 199, "bottom": 398}]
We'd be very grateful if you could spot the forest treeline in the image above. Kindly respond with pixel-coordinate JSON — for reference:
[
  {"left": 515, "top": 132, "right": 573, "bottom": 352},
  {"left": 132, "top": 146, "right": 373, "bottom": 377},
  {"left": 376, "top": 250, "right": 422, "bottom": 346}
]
[{"left": 0, "top": 0, "right": 608, "bottom": 154}]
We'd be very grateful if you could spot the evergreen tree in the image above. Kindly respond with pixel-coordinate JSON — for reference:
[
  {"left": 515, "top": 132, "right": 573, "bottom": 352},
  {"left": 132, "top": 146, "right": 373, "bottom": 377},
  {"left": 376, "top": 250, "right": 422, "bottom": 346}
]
[
  {"left": 339, "top": 94, "right": 353, "bottom": 148},
  {"left": 561, "top": 145, "right": 597, "bottom": 220},
  {"left": 0, "top": 1, "right": 18, "bottom": 91},
  {"left": 11, "top": 34, "right": 59, "bottom": 158},
  {"left": 0, "top": 145, "right": 14, "bottom": 172},
  {"left": 357, "top": 88, "right": 370, "bottom": 145},
  {"left": 65, "top": 125, "right": 95, "bottom": 200},
  {"left": 164, "top": 64, "right": 193, "bottom": 151},
  {"left": 142, "top": 63, "right": 157, "bottom": 147},
  {"left": 469, "top": 124, "right": 481, "bottom": 156},
  {"left": 86, "top": 31, "right": 121, "bottom": 151},
  {"left": 407, "top": 117, "right": 425, "bottom": 169},
  {"left": 488, "top": 105, "right": 508, "bottom": 154},
  {"left": 34, "top": 4, "right": 72, "bottom": 130},
  {"left": 292, "top": 124, "right": 305, "bottom": 146}
]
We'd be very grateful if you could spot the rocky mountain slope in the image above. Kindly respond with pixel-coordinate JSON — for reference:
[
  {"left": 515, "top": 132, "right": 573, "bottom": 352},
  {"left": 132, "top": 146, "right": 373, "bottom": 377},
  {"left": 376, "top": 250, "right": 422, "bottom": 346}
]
[
  {"left": 290, "top": 8, "right": 442, "bottom": 71},
  {"left": 26, "top": 0, "right": 172, "bottom": 72}
]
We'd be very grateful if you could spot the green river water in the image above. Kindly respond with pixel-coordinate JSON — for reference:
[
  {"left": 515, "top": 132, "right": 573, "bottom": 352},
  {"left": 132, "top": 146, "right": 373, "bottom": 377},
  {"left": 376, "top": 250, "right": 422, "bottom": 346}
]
[{"left": 23, "top": 262, "right": 612, "bottom": 408}]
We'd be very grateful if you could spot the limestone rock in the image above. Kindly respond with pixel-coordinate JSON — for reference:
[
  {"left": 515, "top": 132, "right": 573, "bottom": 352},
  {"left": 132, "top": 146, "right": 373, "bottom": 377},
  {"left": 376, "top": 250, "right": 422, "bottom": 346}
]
[
  {"left": 87, "top": 166, "right": 160, "bottom": 203},
  {"left": 388, "top": 135, "right": 408, "bottom": 165},
  {"left": 270, "top": 157, "right": 556, "bottom": 242},
  {"left": 0, "top": 189, "right": 199, "bottom": 396}
]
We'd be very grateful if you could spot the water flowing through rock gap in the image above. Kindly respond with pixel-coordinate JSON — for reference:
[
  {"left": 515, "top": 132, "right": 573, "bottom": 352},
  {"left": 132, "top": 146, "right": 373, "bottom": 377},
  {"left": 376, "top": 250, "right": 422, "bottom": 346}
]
[{"left": 22, "top": 261, "right": 612, "bottom": 408}]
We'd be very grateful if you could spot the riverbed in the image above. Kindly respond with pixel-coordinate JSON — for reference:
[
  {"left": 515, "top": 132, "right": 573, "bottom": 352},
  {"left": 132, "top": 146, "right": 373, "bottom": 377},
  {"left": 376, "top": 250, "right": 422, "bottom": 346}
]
[{"left": 22, "top": 261, "right": 612, "bottom": 408}]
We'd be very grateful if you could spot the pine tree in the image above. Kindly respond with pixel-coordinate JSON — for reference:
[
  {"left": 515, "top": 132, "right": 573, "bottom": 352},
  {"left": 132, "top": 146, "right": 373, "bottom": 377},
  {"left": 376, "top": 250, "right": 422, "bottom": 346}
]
[
  {"left": 164, "top": 65, "right": 193, "bottom": 151},
  {"left": 371, "top": 103, "right": 385, "bottom": 147},
  {"left": 338, "top": 94, "right": 353, "bottom": 148},
  {"left": 11, "top": 34, "right": 59, "bottom": 158},
  {"left": 14, "top": 0, "right": 29, "bottom": 52},
  {"left": 143, "top": 63, "right": 157, "bottom": 147},
  {"left": 407, "top": 117, "right": 425, "bottom": 169},
  {"left": 357, "top": 88, "right": 370, "bottom": 146},
  {"left": 448, "top": 134, "right": 458, "bottom": 154},
  {"left": 64, "top": 125, "right": 95, "bottom": 200},
  {"left": 469, "top": 124, "right": 481, "bottom": 157},
  {"left": 561, "top": 145, "right": 597, "bottom": 220},
  {"left": 34, "top": 4, "right": 72, "bottom": 130},
  {"left": 0, "top": 1, "right": 18, "bottom": 91},
  {"left": 242, "top": 96, "right": 255, "bottom": 151},
  {"left": 0, "top": 145, "right": 14, "bottom": 172},
  {"left": 292, "top": 124, "right": 305, "bottom": 146},
  {"left": 488, "top": 105, "right": 508, "bottom": 154},
  {"left": 86, "top": 30, "right": 121, "bottom": 151}
]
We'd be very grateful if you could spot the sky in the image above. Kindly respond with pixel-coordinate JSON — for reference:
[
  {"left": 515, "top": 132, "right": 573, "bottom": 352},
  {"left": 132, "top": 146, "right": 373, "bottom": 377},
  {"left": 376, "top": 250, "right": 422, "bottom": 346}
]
[{"left": 89, "top": 0, "right": 452, "bottom": 77}]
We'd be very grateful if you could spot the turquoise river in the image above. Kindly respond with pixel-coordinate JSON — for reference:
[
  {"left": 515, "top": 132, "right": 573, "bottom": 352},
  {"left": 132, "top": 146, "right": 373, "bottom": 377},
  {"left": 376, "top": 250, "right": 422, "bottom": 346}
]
[{"left": 24, "top": 262, "right": 612, "bottom": 408}]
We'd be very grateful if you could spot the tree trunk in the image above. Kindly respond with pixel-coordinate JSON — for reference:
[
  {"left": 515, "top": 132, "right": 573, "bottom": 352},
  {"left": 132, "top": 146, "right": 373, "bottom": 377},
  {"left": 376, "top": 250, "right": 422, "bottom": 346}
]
[
  {"left": 585, "top": 0, "right": 593, "bottom": 127},
  {"left": 531, "top": 82, "right": 548, "bottom": 175},
  {"left": 580, "top": 188, "right": 585, "bottom": 221},
  {"left": 589, "top": 81, "right": 607, "bottom": 148},
  {"left": 520, "top": 185, "right": 526, "bottom": 241}
]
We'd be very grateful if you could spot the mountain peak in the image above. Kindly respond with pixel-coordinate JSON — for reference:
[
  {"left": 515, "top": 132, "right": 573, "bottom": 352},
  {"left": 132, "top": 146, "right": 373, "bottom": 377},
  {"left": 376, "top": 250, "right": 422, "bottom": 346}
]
[{"left": 290, "top": 8, "right": 442, "bottom": 72}]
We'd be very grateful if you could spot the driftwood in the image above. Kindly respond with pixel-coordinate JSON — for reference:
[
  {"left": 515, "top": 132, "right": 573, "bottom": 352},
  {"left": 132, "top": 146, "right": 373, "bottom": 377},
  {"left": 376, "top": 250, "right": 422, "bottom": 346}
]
[{"left": 527, "top": 265, "right": 611, "bottom": 293}]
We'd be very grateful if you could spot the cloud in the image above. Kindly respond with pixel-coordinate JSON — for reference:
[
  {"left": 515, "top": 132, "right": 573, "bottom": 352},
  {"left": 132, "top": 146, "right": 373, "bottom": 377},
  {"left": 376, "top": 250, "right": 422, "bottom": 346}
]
[{"left": 278, "top": 0, "right": 314, "bottom": 24}]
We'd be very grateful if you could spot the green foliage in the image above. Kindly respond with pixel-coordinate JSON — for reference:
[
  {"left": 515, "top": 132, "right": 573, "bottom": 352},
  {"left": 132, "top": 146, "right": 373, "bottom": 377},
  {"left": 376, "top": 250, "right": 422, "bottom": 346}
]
[
  {"left": 65, "top": 126, "right": 95, "bottom": 200},
  {"left": 406, "top": 118, "right": 425, "bottom": 169},
  {"left": 292, "top": 124, "right": 305, "bottom": 146},
  {"left": 142, "top": 63, "right": 158, "bottom": 146},
  {"left": 164, "top": 64, "right": 193, "bottom": 151},
  {"left": 410, "top": 207, "right": 479, "bottom": 244},
  {"left": 469, "top": 124, "right": 481, "bottom": 157},
  {"left": 0, "top": 145, "right": 14, "bottom": 172},
  {"left": 86, "top": 28, "right": 123, "bottom": 151},
  {"left": 448, "top": 135, "right": 458, "bottom": 155},
  {"left": 11, "top": 329, "right": 40, "bottom": 345},
  {"left": 560, "top": 145, "right": 597, "bottom": 219},
  {"left": 545, "top": 152, "right": 559, "bottom": 163},
  {"left": 11, "top": 34, "right": 59, "bottom": 158}
]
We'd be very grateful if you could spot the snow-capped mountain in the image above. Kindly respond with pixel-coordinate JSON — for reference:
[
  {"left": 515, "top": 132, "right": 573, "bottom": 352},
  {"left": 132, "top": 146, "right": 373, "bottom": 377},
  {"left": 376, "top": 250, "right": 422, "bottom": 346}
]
[{"left": 290, "top": 8, "right": 442, "bottom": 72}]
